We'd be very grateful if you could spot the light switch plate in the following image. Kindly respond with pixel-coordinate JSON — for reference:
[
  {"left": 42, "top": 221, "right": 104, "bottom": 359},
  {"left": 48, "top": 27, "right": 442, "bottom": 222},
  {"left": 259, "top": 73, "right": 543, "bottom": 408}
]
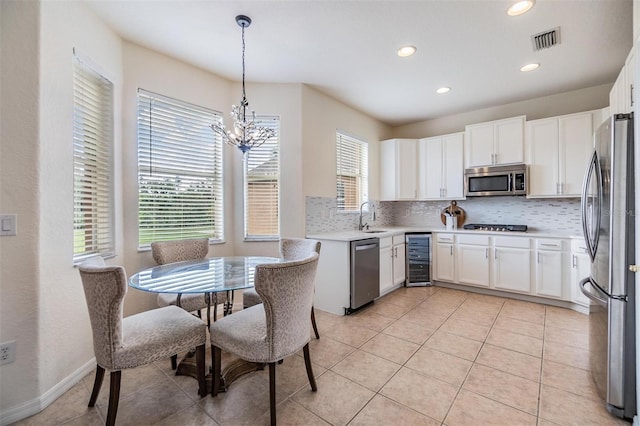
[{"left": 0, "top": 214, "right": 17, "bottom": 236}]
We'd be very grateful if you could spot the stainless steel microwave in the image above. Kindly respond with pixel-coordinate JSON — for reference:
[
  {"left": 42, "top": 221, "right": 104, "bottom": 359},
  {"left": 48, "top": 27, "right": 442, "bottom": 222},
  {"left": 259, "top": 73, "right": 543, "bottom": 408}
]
[{"left": 464, "top": 163, "right": 527, "bottom": 197}]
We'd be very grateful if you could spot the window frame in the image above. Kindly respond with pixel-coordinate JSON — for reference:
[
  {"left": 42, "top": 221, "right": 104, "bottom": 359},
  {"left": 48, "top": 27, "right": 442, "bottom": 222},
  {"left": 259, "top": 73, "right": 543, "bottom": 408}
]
[
  {"left": 336, "top": 130, "right": 369, "bottom": 212},
  {"left": 243, "top": 115, "right": 281, "bottom": 241},
  {"left": 72, "top": 55, "right": 115, "bottom": 263},
  {"left": 136, "top": 89, "right": 224, "bottom": 248}
]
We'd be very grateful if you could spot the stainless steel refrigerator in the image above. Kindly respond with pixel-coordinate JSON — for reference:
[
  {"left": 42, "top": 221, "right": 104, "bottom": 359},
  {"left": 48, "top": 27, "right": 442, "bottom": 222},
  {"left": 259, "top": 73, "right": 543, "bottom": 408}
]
[{"left": 580, "top": 113, "right": 636, "bottom": 420}]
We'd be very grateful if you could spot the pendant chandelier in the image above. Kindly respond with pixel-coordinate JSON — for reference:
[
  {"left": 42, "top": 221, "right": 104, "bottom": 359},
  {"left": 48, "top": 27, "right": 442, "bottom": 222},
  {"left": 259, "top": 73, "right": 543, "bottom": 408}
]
[{"left": 211, "top": 15, "right": 274, "bottom": 154}]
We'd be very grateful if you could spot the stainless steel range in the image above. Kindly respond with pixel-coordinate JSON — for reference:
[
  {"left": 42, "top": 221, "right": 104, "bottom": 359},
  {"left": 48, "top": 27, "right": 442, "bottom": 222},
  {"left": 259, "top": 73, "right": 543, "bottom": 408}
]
[{"left": 462, "top": 223, "right": 528, "bottom": 232}]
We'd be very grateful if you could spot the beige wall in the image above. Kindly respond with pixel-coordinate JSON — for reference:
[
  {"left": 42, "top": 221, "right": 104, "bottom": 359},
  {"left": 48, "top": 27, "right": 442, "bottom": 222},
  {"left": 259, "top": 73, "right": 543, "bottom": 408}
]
[
  {"left": 391, "top": 84, "right": 612, "bottom": 139},
  {"left": 301, "top": 85, "right": 392, "bottom": 201},
  {"left": 0, "top": 0, "right": 123, "bottom": 416}
]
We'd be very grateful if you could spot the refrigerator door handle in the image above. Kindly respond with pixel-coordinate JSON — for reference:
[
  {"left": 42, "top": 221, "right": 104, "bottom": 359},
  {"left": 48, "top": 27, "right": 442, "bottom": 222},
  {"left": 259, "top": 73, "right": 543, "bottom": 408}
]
[
  {"left": 579, "top": 277, "right": 608, "bottom": 306},
  {"left": 581, "top": 151, "right": 602, "bottom": 262}
]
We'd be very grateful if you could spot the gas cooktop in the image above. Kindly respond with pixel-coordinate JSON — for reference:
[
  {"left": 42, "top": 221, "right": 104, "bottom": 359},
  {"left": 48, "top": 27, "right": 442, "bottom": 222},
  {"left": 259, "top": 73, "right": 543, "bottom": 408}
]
[{"left": 463, "top": 224, "right": 528, "bottom": 232}]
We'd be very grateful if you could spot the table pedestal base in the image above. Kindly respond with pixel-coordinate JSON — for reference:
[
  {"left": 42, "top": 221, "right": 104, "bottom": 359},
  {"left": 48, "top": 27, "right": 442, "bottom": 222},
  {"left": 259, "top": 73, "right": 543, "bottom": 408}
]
[{"left": 175, "top": 350, "right": 264, "bottom": 394}]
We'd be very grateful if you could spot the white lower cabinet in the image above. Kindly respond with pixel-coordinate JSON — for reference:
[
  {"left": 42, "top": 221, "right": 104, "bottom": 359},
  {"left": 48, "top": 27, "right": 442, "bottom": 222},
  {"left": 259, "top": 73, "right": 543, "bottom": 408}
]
[
  {"left": 380, "top": 234, "right": 406, "bottom": 296},
  {"left": 392, "top": 235, "right": 406, "bottom": 286},
  {"left": 379, "top": 237, "right": 394, "bottom": 294},
  {"left": 434, "top": 233, "right": 455, "bottom": 281},
  {"left": 456, "top": 234, "right": 490, "bottom": 287},
  {"left": 431, "top": 232, "right": 580, "bottom": 306},
  {"left": 570, "top": 239, "right": 592, "bottom": 307},
  {"left": 534, "top": 239, "right": 566, "bottom": 299},
  {"left": 493, "top": 236, "right": 532, "bottom": 293}
]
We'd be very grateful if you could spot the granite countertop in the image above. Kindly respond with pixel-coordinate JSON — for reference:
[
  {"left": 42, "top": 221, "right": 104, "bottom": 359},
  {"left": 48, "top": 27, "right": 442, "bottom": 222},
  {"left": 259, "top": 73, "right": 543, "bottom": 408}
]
[{"left": 306, "top": 226, "right": 584, "bottom": 242}]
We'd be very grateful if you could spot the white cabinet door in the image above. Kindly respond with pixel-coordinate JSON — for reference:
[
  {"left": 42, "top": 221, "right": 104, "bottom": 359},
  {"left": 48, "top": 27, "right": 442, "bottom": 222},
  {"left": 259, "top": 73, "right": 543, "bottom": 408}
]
[
  {"left": 434, "top": 243, "right": 455, "bottom": 281},
  {"left": 418, "top": 133, "right": 464, "bottom": 200},
  {"left": 570, "top": 239, "right": 591, "bottom": 307},
  {"left": 559, "top": 113, "right": 593, "bottom": 196},
  {"left": 442, "top": 133, "right": 464, "bottom": 199},
  {"left": 625, "top": 47, "right": 635, "bottom": 112},
  {"left": 570, "top": 251, "right": 591, "bottom": 307},
  {"left": 494, "top": 118, "right": 524, "bottom": 165},
  {"left": 380, "top": 139, "right": 417, "bottom": 200},
  {"left": 465, "top": 116, "right": 525, "bottom": 167},
  {"left": 610, "top": 70, "right": 625, "bottom": 115},
  {"left": 527, "top": 111, "right": 594, "bottom": 198},
  {"left": 535, "top": 250, "right": 565, "bottom": 299},
  {"left": 465, "top": 122, "right": 494, "bottom": 167},
  {"left": 493, "top": 247, "right": 531, "bottom": 293},
  {"left": 418, "top": 136, "right": 443, "bottom": 199},
  {"left": 393, "top": 243, "right": 406, "bottom": 285},
  {"left": 527, "top": 118, "right": 560, "bottom": 197},
  {"left": 397, "top": 140, "right": 417, "bottom": 199},
  {"left": 456, "top": 244, "right": 490, "bottom": 287},
  {"left": 379, "top": 238, "right": 393, "bottom": 294}
]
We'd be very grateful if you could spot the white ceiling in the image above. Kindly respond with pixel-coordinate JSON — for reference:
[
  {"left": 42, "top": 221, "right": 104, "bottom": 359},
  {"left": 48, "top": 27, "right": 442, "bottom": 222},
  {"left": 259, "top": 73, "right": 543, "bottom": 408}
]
[{"left": 85, "top": 0, "right": 633, "bottom": 126}]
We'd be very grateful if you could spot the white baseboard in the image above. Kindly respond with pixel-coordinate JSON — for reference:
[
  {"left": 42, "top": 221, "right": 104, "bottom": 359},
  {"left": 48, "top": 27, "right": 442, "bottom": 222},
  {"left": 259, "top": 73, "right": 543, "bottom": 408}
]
[{"left": 0, "top": 358, "right": 96, "bottom": 426}]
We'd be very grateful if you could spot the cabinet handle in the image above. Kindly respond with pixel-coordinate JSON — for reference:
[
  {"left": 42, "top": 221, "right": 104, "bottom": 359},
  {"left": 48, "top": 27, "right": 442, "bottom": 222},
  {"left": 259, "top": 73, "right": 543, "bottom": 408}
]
[
  {"left": 485, "top": 248, "right": 489, "bottom": 259},
  {"left": 495, "top": 248, "right": 498, "bottom": 260},
  {"left": 572, "top": 254, "right": 576, "bottom": 268},
  {"left": 556, "top": 182, "right": 560, "bottom": 195},
  {"left": 537, "top": 252, "right": 540, "bottom": 264},
  {"left": 450, "top": 245, "right": 453, "bottom": 256},
  {"left": 631, "top": 84, "right": 634, "bottom": 107}
]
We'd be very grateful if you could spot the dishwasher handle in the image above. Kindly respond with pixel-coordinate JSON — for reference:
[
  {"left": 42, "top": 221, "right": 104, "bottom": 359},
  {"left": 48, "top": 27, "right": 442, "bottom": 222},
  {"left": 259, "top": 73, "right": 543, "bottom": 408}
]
[{"left": 355, "top": 243, "right": 378, "bottom": 251}]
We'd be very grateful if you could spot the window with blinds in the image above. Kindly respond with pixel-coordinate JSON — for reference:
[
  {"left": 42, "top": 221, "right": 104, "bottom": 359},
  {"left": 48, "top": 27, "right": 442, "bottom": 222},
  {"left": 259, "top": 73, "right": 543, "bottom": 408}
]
[
  {"left": 137, "top": 90, "right": 224, "bottom": 247},
  {"left": 72, "top": 56, "right": 115, "bottom": 262},
  {"left": 244, "top": 116, "right": 280, "bottom": 240},
  {"left": 336, "top": 131, "right": 368, "bottom": 211}
]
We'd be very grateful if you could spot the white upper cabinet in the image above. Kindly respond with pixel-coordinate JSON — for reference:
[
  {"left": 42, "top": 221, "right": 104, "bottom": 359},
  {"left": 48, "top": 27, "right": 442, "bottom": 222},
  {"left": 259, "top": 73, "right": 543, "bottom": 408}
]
[
  {"left": 380, "top": 139, "right": 417, "bottom": 200},
  {"left": 526, "top": 111, "right": 594, "bottom": 198},
  {"left": 418, "top": 132, "right": 464, "bottom": 200},
  {"left": 465, "top": 116, "right": 525, "bottom": 167},
  {"left": 610, "top": 47, "right": 635, "bottom": 114}
]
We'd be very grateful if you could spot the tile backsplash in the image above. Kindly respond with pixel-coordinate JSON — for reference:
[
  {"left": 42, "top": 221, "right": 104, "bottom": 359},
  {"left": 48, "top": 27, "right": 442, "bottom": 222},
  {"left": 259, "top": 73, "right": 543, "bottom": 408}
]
[{"left": 306, "top": 196, "right": 582, "bottom": 235}]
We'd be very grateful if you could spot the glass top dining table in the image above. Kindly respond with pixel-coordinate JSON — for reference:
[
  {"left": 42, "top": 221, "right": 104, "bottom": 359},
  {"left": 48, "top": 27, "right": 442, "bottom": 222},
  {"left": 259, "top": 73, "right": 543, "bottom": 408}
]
[{"left": 128, "top": 256, "right": 283, "bottom": 295}]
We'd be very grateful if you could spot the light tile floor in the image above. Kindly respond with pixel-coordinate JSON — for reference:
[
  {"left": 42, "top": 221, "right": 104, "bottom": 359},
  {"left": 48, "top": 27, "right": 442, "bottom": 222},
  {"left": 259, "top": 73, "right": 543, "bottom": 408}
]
[{"left": 14, "top": 286, "right": 631, "bottom": 425}]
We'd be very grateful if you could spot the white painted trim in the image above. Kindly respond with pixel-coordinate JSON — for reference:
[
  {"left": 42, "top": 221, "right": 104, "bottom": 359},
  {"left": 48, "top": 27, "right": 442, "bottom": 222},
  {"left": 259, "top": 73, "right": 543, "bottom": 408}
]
[{"left": 0, "top": 358, "right": 96, "bottom": 426}]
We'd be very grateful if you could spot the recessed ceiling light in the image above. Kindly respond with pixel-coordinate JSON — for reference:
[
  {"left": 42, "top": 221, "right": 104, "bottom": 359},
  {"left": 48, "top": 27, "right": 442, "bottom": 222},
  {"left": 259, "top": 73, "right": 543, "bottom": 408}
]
[
  {"left": 507, "top": 0, "right": 535, "bottom": 16},
  {"left": 436, "top": 87, "right": 451, "bottom": 94},
  {"left": 397, "top": 46, "right": 417, "bottom": 57},
  {"left": 520, "top": 63, "right": 540, "bottom": 72}
]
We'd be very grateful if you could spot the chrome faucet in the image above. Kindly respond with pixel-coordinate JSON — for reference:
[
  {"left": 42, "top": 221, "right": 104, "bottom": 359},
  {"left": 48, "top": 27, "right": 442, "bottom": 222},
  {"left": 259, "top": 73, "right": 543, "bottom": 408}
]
[{"left": 358, "top": 201, "right": 376, "bottom": 231}]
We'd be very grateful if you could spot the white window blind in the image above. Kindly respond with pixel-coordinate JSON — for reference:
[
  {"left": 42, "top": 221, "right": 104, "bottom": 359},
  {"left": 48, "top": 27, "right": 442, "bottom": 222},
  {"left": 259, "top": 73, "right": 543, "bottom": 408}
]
[
  {"left": 244, "top": 116, "right": 280, "bottom": 240},
  {"left": 336, "top": 131, "right": 368, "bottom": 211},
  {"left": 137, "top": 90, "right": 224, "bottom": 247},
  {"left": 73, "top": 56, "right": 115, "bottom": 262}
]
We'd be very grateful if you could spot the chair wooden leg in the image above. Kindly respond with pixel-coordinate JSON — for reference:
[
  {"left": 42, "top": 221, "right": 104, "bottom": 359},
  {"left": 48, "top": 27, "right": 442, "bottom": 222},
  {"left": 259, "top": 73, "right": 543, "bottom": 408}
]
[
  {"left": 88, "top": 366, "right": 105, "bottom": 407},
  {"left": 268, "top": 362, "right": 276, "bottom": 426},
  {"left": 303, "top": 343, "right": 317, "bottom": 391},
  {"left": 211, "top": 345, "right": 222, "bottom": 397},
  {"left": 170, "top": 354, "right": 177, "bottom": 370},
  {"left": 311, "top": 306, "right": 320, "bottom": 339},
  {"left": 195, "top": 344, "right": 207, "bottom": 397},
  {"left": 106, "top": 370, "right": 121, "bottom": 426}
]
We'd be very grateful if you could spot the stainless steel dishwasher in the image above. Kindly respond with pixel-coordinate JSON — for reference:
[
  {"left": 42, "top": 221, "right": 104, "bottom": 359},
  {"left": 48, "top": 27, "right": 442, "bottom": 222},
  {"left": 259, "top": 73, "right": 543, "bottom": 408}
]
[{"left": 348, "top": 238, "right": 380, "bottom": 314}]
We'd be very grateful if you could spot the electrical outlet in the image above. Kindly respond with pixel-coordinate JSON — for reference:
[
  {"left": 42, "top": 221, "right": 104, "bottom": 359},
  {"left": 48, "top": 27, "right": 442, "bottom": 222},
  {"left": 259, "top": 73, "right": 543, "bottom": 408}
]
[{"left": 0, "top": 341, "right": 16, "bottom": 365}]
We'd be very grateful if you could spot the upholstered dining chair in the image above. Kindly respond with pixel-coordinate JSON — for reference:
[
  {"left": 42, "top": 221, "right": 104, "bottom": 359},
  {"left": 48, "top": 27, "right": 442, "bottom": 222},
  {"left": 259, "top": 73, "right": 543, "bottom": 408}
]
[
  {"left": 210, "top": 253, "right": 320, "bottom": 426},
  {"left": 152, "top": 238, "right": 229, "bottom": 369},
  {"left": 242, "top": 238, "right": 322, "bottom": 339},
  {"left": 78, "top": 257, "right": 207, "bottom": 426}
]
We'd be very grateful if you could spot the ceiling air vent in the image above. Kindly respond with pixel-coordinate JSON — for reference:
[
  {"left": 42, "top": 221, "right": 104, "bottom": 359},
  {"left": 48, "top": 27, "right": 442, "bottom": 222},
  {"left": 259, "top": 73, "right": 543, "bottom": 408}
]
[{"left": 531, "top": 27, "right": 560, "bottom": 51}]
